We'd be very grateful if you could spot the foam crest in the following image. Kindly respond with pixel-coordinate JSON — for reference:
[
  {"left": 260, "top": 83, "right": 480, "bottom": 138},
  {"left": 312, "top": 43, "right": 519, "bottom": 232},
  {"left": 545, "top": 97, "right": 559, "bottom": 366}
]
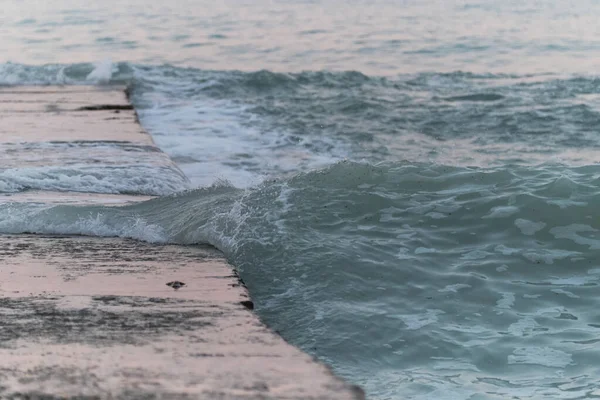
[
  {"left": 0, "top": 203, "right": 166, "bottom": 243},
  {"left": 0, "top": 166, "right": 189, "bottom": 196},
  {"left": 0, "top": 62, "right": 133, "bottom": 86},
  {"left": 86, "top": 59, "right": 114, "bottom": 83}
]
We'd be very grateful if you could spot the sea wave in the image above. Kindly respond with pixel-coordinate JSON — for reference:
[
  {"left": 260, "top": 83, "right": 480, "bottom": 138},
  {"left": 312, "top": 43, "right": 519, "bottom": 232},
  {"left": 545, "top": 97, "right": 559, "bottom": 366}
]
[
  {"left": 2, "top": 161, "right": 600, "bottom": 399},
  {"left": 4, "top": 61, "right": 600, "bottom": 398}
]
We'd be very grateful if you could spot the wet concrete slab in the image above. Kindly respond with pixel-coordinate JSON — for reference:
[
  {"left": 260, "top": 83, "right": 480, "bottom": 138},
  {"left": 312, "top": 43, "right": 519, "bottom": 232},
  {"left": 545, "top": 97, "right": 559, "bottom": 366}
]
[
  {"left": 0, "top": 111, "right": 153, "bottom": 145},
  {"left": 0, "top": 235, "right": 364, "bottom": 399},
  {"left": 0, "top": 85, "right": 131, "bottom": 111},
  {"left": 0, "top": 86, "right": 364, "bottom": 399},
  {"left": 0, "top": 86, "right": 149, "bottom": 145},
  {"left": 0, "top": 191, "right": 155, "bottom": 205}
]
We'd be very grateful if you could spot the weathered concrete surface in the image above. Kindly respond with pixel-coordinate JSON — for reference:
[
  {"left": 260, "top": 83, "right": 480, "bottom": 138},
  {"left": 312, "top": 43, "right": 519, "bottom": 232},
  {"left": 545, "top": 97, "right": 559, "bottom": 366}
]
[
  {"left": 0, "top": 86, "right": 149, "bottom": 144},
  {"left": 0, "top": 235, "right": 363, "bottom": 399},
  {"left": 0, "top": 85, "right": 131, "bottom": 102},
  {"left": 0, "top": 190, "right": 154, "bottom": 205},
  {"left": 0, "top": 86, "right": 364, "bottom": 399}
]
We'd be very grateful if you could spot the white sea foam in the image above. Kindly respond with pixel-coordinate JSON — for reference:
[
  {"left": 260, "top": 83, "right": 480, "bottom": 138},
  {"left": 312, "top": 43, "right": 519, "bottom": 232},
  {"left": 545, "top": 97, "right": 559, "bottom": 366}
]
[
  {"left": 515, "top": 218, "right": 546, "bottom": 235},
  {"left": 135, "top": 94, "right": 347, "bottom": 189},
  {"left": 508, "top": 317, "right": 539, "bottom": 337},
  {"left": 395, "top": 247, "right": 415, "bottom": 260},
  {"left": 534, "top": 307, "right": 568, "bottom": 318},
  {"left": 483, "top": 206, "right": 519, "bottom": 219},
  {"left": 0, "top": 165, "right": 188, "bottom": 196},
  {"left": 496, "top": 292, "right": 515, "bottom": 310},
  {"left": 426, "top": 211, "right": 447, "bottom": 219},
  {"left": 431, "top": 358, "right": 480, "bottom": 372},
  {"left": 495, "top": 244, "right": 520, "bottom": 255},
  {"left": 0, "top": 204, "right": 167, "bottom": 243},
  {"left": 0, "top": 63, "right": 24, "bottom": 85},
  {"left": 440, "top": 324, "right": 497, "bottom": 335},
  {"left": 461, "top": 249, "right": 492, "bottom": 260},
  {"left": 439, "top": 283, "right": 471, "bottom": 293},
  {"left": 508, "top": 347, "right": 573, "bottom": 368},
  {"left": 550, "top": 224, "right": 600, "bottom": 249},
  {"left": 548, "top": 276, "right": 594, "bottom": 286},
  {"left": 546, "top": 199, "right": 588, "bottom": 209},
  {"left": 397, "top": 310, "right": 444, "bottom": 330},
  {"left": 415, "top": 247, "right": 437, "bottom": 254},
  {"left": 551, "top": 289, "right": 580, "bottom": 299},
  {"left": 86, "top": 59, "right": 114, "bottom": 84},
  {"left": 379, "top": 207, "right": 406, "bottom": 223},
  {"left": 522, "top": 249, "right": 582, "bottom": 265}
]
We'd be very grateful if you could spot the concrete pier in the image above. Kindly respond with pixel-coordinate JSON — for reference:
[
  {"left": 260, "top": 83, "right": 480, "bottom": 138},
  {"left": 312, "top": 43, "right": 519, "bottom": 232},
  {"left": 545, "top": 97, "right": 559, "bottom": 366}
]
[{"left": 0, "top": 86, "right": 364, "bottom": 399}]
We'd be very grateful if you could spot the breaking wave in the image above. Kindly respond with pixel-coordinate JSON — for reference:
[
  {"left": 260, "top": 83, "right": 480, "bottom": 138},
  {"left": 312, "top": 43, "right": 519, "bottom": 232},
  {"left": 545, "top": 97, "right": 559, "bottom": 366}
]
[
  {"left": 4, "top": 62, "right": 600, "bottom": 398},
  {"left": 2, "top": 161, "right": 600, "bottom": 397}
]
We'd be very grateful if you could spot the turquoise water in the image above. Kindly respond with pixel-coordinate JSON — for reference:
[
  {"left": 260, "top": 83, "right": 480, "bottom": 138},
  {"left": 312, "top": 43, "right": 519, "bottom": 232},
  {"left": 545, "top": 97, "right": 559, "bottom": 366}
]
[{"left": 3, "top": 2, "right": 600, "bottom": 399}]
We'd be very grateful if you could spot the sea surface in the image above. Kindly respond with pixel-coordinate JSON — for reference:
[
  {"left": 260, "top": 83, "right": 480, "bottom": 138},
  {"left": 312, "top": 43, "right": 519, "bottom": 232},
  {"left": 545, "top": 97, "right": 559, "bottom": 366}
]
[{"left": 3, "top": 1, "right": 600, "bottom": 399}]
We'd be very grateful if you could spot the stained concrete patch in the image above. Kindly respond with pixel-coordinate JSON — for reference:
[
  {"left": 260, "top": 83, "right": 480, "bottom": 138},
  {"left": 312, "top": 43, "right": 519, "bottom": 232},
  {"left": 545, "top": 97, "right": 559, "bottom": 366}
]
[{"left": 0, "top": 296, "right": 214, "bottom": 347}]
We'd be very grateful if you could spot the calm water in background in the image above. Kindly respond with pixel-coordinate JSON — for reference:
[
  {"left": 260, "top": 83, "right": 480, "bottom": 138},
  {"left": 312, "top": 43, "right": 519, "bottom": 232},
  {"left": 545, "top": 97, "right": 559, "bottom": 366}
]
[
  {"left": 3, "top": 1, "right": 600, "bottom": 399},
  {"left": 4, "top": 0, "right": 600, "bottom": 75}
]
